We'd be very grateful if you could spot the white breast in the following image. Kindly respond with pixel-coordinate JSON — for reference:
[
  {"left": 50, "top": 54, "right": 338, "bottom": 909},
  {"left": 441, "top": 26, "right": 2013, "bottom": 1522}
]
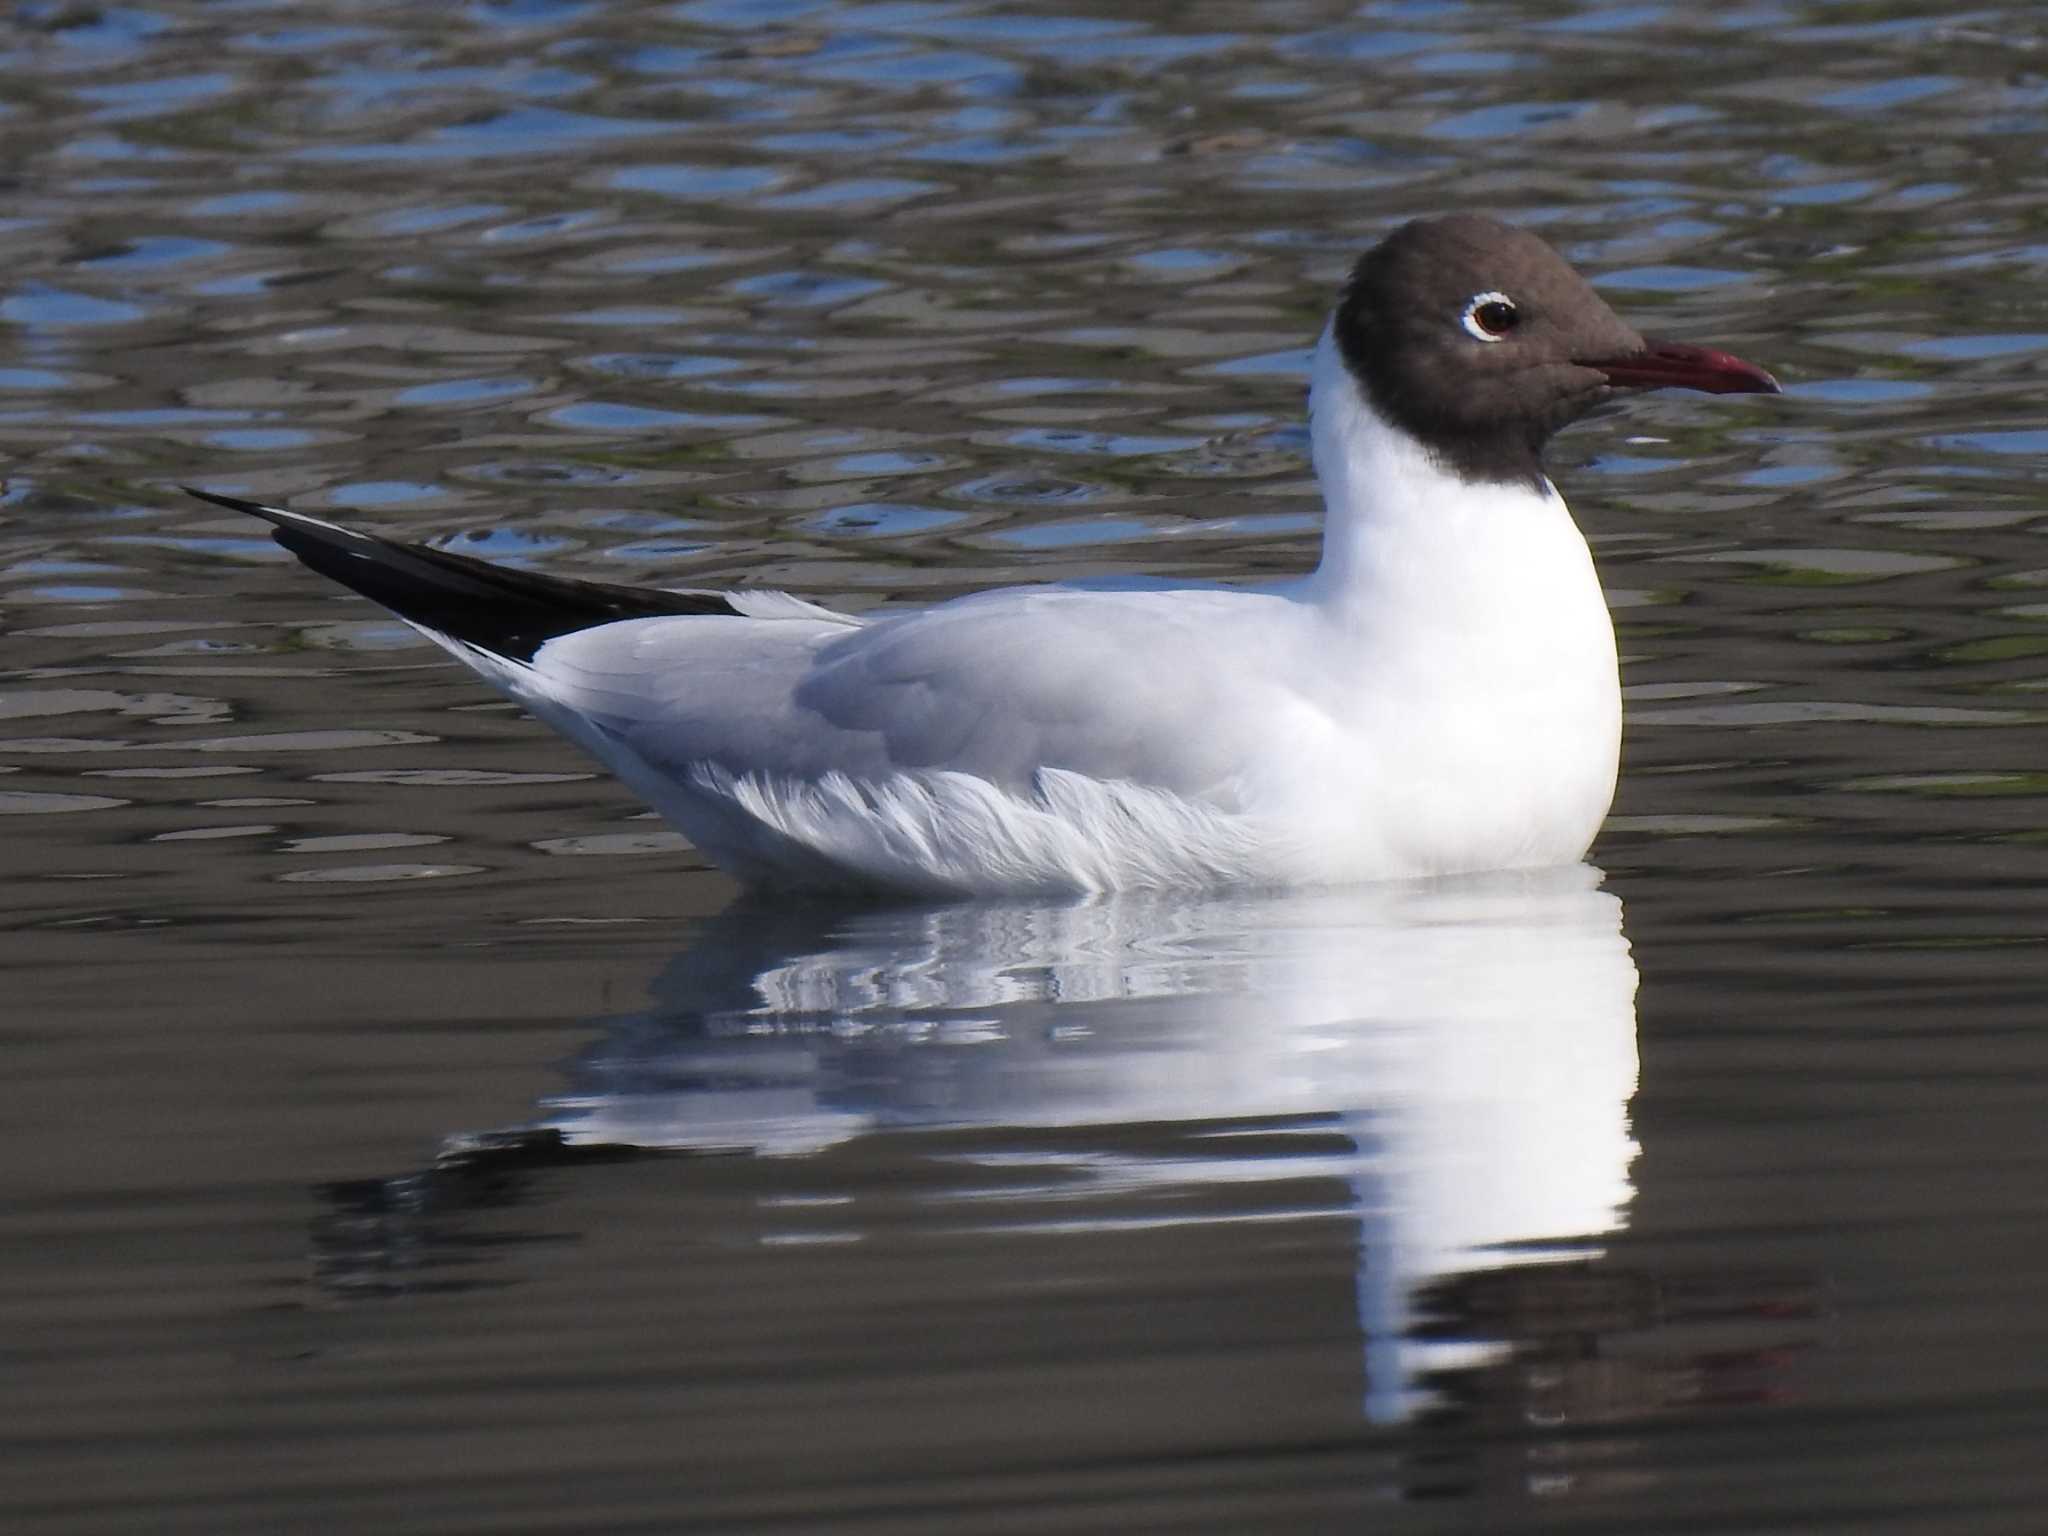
[{"left": 1230, "top": 330, "right": 1621, "bottom": 881}]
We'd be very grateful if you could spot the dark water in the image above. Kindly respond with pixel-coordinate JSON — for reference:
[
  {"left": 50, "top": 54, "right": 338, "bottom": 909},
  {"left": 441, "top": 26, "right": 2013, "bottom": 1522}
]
[{"left": 7, "top": 2, "right": 2048, "bottom": 1530}]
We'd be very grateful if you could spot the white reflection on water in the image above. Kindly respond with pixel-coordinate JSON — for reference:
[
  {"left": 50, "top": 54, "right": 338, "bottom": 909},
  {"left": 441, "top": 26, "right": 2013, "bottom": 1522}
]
[{"left": 541, "top": 864, "right": 1639, "bottom": 1425}]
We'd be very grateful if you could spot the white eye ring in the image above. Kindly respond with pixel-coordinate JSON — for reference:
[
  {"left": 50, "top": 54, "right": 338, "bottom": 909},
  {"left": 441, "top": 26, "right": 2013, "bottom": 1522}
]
[{"left": 1460, "top": 290, "right": 1518, "bottom": 342}]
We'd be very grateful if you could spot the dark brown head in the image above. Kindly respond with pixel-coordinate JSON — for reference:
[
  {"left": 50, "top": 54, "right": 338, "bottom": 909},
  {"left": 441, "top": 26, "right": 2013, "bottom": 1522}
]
[{"left": 1332, "top": 214, "right": 1778, "bottom": 487}]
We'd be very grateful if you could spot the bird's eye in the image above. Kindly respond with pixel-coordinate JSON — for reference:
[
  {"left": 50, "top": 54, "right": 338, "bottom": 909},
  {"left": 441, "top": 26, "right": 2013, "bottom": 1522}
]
[{"left": 1460, "top": 291, "right": 1519, "bottom": 342}]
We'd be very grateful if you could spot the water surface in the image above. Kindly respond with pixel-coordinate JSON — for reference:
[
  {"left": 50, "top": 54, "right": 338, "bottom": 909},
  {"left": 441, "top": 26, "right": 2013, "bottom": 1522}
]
[{"left": 6, "top": 2, "right": 2048, "bottom": 1531}]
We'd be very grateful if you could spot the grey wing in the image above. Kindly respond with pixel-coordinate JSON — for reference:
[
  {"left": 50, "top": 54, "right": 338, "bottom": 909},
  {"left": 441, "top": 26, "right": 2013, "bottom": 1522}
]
[{"left": 529, "top": 585, "right": 1301, "bottom": 800}]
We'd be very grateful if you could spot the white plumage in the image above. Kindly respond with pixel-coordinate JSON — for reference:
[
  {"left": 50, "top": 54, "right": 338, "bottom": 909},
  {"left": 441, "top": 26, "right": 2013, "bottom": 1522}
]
[
  {"left": 206, "top": 215, "right": 1776, "bottom": 896},
  {"left": 386, "top": 334, "right": 1619, "bottom": 894}
]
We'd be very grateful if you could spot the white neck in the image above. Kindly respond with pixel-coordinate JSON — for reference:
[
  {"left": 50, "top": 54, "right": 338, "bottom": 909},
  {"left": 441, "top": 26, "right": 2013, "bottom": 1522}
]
[
  {"left": 1301, "top": 322, "right": 1574, "bottom": 608},
  {"left": 1288, "top": 323, "right": 1622, "bottom": 874}
]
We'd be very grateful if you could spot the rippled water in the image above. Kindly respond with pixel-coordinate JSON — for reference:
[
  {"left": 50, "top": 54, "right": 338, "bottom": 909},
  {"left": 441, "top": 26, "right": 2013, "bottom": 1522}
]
[{"left": 8, "top": 2, "right": 2048, "bottom": 1531}]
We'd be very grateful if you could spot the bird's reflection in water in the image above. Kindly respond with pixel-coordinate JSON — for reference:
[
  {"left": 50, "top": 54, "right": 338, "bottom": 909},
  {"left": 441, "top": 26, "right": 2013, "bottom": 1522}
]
[
  {"left": 555, "top": 865, "right": 1639, "bottom": 1425},
  {"left": 317, "top": 865, "right": 1812, "bottom": 1492}
]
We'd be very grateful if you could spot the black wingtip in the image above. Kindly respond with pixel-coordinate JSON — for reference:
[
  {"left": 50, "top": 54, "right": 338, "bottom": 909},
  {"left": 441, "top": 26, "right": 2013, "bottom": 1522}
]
[
  {"left": 196, "top": 484, "right": 742, "bottom": 663},
  {"left": 182, "top": 485, "right": 293, "bottom": 527}
]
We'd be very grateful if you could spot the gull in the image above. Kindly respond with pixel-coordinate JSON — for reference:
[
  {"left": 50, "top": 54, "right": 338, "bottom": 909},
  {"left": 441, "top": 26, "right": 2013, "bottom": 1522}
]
[{"left": 190, "top": 214, "right": 1778, "bottom": 895}]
